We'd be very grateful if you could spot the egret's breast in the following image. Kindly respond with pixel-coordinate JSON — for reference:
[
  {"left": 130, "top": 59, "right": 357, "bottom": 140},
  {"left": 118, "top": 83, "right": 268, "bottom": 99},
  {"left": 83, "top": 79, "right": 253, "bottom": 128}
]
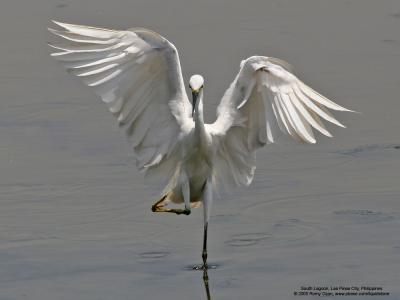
[{"left": 184, "top": 147, "right": 212, "bottom": 200}]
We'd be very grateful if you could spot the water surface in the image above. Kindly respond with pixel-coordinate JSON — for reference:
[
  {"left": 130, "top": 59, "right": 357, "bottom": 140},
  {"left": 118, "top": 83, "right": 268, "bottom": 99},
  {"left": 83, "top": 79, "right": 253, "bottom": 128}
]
[{"left": 1, "top": 0, "right": 400, "bottom": 299}]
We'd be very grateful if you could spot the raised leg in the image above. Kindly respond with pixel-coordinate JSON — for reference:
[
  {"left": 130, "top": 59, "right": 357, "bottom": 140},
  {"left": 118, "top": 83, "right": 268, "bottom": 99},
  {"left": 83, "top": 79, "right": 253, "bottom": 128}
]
[
  {"left": 151, "top": 172, "right": 191, "bottom": 216},
  {"left": 152, "top": 206, "right": 191, "bottom": 215},
  {"left": 181, "top": 173, "right": 191, "bottom": 215},
  {"left": 151, "top": 195, "right": 190, "bottom": 215}
]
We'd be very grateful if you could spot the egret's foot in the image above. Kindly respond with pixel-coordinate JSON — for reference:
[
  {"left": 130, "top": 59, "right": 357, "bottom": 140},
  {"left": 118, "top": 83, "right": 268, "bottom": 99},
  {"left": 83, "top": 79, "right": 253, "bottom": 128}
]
[
  {"left": 202, "top": 260, "right": 208, "bottom": 270},
  {"left": 151, "top": 203, "right": 166, "bottom": 212},
  {"left": 201, "top": 252, "right": 208, "bottom": 271},
  {"left": 174, "top": 208, "right": 191, "bottom": 215},
  {"left": 151, "top": 204, "right": 160, "bottom": 212},
  {"left": 202, "top": 250, "right": 208, "bottom": 269},
  {"left": 189, "top": 263, "right": 218, "bottom": 271},
  {"left": 151, "top": 205, "right": 191, "bottom": 216},
  {"left": 151, "top": 195, "right": 191, "bottom": 215},
  {"left": 151, "top": 195, "right": 167, "bottom": 212}
]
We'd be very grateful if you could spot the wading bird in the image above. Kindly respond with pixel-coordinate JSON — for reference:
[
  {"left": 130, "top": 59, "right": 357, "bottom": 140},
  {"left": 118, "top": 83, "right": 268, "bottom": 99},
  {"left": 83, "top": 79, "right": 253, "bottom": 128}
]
[{"left": 48, "top": 21, "right": 352, "bottom": 269}]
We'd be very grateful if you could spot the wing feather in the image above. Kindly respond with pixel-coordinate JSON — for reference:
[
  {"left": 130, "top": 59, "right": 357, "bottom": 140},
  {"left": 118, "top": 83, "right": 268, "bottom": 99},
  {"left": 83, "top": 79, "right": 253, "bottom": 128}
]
[
  {"left": 48, "top": 28, "right": 118, "bottom": 44},
  {"left": 288, "top": 91, "right": 332, "bottom": 137},
  {"left": 49, "top": 21, "right": 193, "bottom": 189},
  {"left": 51, "top": 20, "right": 119, "bottom": 39},
  {"left": 207, "top": 56, "right": 353, "bottom": 192}
]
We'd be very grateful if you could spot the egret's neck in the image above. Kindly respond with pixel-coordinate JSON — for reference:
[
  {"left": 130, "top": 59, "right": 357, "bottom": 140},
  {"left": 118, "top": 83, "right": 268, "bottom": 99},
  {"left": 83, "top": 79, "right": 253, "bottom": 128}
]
[
  {"left": 194, "top": 90, "right": 204, "bottom": 125},
  {"left": 193, "top": 90, "right": 206, "bottom": 144}
]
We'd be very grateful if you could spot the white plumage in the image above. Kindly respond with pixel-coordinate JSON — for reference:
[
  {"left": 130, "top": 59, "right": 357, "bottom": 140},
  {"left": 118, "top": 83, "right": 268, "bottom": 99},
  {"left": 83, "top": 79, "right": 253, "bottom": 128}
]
[{"left": 48, "top": 21, "right": 353, "bottom": 268}]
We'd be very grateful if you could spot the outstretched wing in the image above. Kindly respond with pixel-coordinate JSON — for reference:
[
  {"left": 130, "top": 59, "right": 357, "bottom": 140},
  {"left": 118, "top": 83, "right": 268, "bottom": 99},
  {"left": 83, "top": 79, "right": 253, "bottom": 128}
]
[
  {"left": 207, "top": 56, "right": 352, "bottom": 191},
  {"left": 48, "top": 21, "right": 193, "bottom": 185}
]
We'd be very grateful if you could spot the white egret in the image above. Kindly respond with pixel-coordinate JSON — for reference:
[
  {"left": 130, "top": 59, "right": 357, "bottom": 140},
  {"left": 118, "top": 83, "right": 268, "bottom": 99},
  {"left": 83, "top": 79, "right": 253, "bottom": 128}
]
[{"left": 48, "top": 21, "right": 353, "bottom": 269}]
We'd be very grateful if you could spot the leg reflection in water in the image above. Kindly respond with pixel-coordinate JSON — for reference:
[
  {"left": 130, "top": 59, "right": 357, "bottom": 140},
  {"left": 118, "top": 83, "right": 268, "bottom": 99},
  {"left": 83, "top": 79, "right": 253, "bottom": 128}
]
[{"left": 202, "top": 267, "right": 212, "bottom": 300}]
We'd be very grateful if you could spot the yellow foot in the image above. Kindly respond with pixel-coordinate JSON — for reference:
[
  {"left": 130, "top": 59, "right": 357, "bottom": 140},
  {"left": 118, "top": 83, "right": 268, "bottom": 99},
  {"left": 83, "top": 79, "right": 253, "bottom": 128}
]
[{"left": 152, "top": 206, "right": 191, "bottom": 215}]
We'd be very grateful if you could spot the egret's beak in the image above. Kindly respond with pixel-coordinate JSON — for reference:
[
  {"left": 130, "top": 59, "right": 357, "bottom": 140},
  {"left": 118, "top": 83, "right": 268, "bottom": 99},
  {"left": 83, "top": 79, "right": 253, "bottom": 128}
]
[{"left": 191, "top": 89, "right": 199, "bottom": 117}]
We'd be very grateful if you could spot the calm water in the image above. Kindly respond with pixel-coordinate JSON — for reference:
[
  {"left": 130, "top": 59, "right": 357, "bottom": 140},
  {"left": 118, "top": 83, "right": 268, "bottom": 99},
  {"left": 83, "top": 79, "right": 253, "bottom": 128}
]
[{"left": 1, "top": 0, "right": 400, "bottom": 299}]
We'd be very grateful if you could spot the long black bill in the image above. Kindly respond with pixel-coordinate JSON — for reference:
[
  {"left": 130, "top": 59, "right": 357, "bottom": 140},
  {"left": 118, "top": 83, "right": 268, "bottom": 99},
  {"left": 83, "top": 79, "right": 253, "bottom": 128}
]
[{"left": 191, "top": 90, "right": 199, "bottom": 117}]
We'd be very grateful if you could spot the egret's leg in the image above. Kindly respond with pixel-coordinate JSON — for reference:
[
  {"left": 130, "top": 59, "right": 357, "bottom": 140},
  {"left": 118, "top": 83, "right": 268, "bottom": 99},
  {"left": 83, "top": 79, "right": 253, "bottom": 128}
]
[
  {"left": 202, "top": 222, "right": 208, "bottom": 268},
  {"left": 152, "top": 206, "right": 191, "bottom": 215},
  {"left": 202, "top": 179, "right": 213, "bottom": 269},
  {"left": 151, "top": 197, "right": 190, "bottom": 215},
  {"left": 151, "top": 173, "right": 191, "bottom": 215},
  {"left": 182, "top": 174, "right": 191, "bottom": 215}
]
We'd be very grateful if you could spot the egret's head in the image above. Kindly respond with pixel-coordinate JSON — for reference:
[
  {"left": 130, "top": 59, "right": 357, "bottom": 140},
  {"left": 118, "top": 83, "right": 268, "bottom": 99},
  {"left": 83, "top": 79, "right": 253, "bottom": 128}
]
[
  {"left": 189, "top": 74, "right": 204, "bottom": 93},
  {"left": 189, "top": 74, "right": 204, "bottom": 117}
]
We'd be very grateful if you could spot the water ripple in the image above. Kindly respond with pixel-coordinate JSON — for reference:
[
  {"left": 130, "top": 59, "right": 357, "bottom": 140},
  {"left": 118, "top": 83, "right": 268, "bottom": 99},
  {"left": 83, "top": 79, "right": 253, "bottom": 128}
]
[{"left": 333, "top": 209, "right": 395, "bottom": 223}]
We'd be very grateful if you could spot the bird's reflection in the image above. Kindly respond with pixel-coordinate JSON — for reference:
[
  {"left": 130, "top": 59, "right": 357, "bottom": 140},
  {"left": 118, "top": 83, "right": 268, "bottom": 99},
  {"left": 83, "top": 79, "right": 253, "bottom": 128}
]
[{"left": 202, "top": 268, "right": 212, "bottom": 300}]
